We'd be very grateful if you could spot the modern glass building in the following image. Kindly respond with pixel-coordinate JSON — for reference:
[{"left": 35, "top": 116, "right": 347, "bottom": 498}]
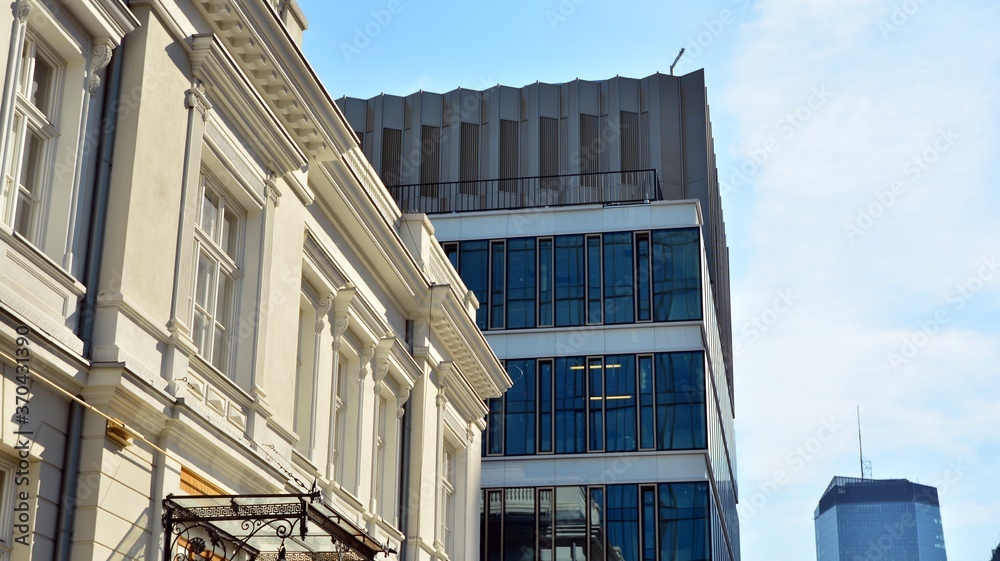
[
  {"left": 337, "top": 70, "right": 739, "bottom": 561},
  {"left": 814, "top": 477, "right": 948, "bottom": 561}
]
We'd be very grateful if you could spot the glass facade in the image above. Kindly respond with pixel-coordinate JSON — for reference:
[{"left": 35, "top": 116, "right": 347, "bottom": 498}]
[
  {"left": 445, "top": 228, "right": 701, "bottom": 331},
  {"left": 481, "top": 483, "right": 710, "bottom": 561},
  {"left": 814, "top": 478, "right": 947, "bottom": 561},
  {"left": 483, "top": 352, "right": 707, "bottom": 457}
]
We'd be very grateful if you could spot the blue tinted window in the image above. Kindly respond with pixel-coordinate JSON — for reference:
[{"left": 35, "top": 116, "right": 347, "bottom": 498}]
[
  {"left": 591, "top": 487, "right": 607, "bottom": 561},
  {"left": 642, "top": 487, "right": 657, "bottom": 561},
  {"left": 651, "top": 229, "right": 702, "bottom": 321},
  {"left": 459, "top": 241, "right": 489, "bottom": 330},
  {"left": 506, "top": 238, "right": 536, "bottom": 329},
  {"left": 588, "top": 357, "right": 604, "bottom": 452},
  {"left": 490, "top": 241, "right": 505, "bottom": 329},
  {"left": 554, "top": 235, "right": 585, "bottom": 327},
  {"left": 603, "top": 232, "right": 635, "bottom": 324},
  {"left": 638, "top": 356, "right": 655, "bottom": 450},
  {"left": 587, "top": 235, "right": 602, "bottom": 323},
  {"left": 605, "top": 355, "right": 637, "bottom": 452},
  {"left": 555, "top": 487, "right": 588, "bottom": 558},
  {"left": 554, "top": 357, "right": 586, "bottom": 453},
  {"left": 636, "top": 234, "right": 651, "bottom": 321},
  {"left": 657, "top": 482, "right": 710, "bottom": 561},
  {"left": 504, "top": 489, "right": 535, "bottom": 559},
  {"left": 486, "top": 490, "right": 503, "bottom": 561},
  {"left": 655, "top": 352, "right": 707, "bottom": 450},
  {"left": 504, "top": 360, "right": 536, "bottom": 455},
  {"left": 539, "top": 238, "right": 553, "bottom": 326},
  {"left": 487, "top": 397, "right": 503, "bottom": 455},
  {"left": 538, "top": 360, "right": 553, "bottom": 453},
  {"left": 608, "top": 485, "right": 640, "bottom": 561}
]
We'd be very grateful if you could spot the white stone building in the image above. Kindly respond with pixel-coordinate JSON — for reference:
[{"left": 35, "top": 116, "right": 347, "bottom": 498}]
[{"left": 0, "top": 1, "right": 508, "bottom": 560}]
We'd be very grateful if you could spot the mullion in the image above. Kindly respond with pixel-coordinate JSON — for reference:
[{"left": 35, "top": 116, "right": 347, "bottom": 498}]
[{"left": 588, "top": 357, "right": 604, "bottom": 452}]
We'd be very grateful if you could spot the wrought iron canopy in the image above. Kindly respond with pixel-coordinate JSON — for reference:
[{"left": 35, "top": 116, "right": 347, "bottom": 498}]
[{"left": 162, "top": 491, "right": 391, "bottom": 561}]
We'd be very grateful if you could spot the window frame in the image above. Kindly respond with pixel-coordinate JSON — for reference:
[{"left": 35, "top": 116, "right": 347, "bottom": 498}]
[{"left": 190, "top": 172, "right": 245, "bottom": 379}]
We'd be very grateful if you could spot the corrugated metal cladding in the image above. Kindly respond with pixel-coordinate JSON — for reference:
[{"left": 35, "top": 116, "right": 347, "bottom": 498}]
[
  {"left": 460, "top": 122, "right": 480, "bottom": 185},
  {"left": 499, "top": 119, "right": 519, "bottom": 192},
  {"left": 381, "top": 128, "right": 402, "bottom": 186},
  {"left": 420, "top": 125, "right": 441, "bottom": 196},
  {"left": 579, "top": 114, "right": 599, "bottom": 186},
  {"left": 540, "top": 117, "right": 559, "bottom": 189}
]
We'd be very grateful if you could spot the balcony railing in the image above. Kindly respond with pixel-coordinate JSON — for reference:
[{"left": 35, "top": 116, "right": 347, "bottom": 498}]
[{"left": 386, "top": 169, "right": 661, "bottom": 214}]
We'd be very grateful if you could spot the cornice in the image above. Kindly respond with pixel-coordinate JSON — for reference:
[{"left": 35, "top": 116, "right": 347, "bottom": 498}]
[{"left": 185, "top": 33, "right": 307, "bottom": 177}]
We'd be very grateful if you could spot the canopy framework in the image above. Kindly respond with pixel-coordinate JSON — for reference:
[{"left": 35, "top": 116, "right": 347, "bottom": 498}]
[{"left": 162, "top": 491, "right": 392, "bottom": 561}]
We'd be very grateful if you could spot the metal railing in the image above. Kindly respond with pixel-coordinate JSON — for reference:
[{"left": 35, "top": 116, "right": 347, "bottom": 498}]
[{"left": 386, "top": 169, "right": 661, "bottom": 214}]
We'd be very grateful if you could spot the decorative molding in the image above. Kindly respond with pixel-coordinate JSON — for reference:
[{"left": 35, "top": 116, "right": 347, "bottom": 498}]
[
  {"left": 466, "top": 426, "right": 476, "bottom": 445},
  {"left": 315, "top": 294, "right": 333, "bottom": 333},
  {"left": 15, "top": 0, "right": 31, "bottom": 22},
  {"left": 359, "top": 344, "right": 375, "bottom": 381},
  {"left": 266, "top": 172, "right": 281, "bottom": 207},
  {"left": 87, "top": 40, "right": 115, "bottom": 93},
  {"left": 372, "top": 333, "right": 395, "bottom": 386},
  {"left": 185, "top": 83, "right": 213, "bottom": 121},
  {"left": 435, "top": 392, "right": 448, "bottom": 408},
  {"left": 396, "top": 388, "right": 410, "bottom": 419}
]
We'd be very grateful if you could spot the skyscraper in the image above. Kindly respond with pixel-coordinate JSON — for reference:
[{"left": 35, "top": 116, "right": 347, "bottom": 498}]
[
  {"left": 815, "top": 476, "right": 948, "bottom": 561},
  {"left": 338, "top": 70, "right": 739, "bottom": 561}
]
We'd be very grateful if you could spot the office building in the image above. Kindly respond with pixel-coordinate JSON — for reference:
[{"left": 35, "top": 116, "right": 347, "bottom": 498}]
[
  {"left": 815, "top": 476, "right": 948, "bottom": 561},
  {"left": 0, "top": 1, "right": 507, "bottom": 559},
  {"left": 338, "top": 70, "right": 740, "bottom": 561}
]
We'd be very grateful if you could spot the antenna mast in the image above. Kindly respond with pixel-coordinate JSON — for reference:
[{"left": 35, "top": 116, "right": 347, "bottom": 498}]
[{"left": 857, "top": 406, "right": 872, "bottom": 479}]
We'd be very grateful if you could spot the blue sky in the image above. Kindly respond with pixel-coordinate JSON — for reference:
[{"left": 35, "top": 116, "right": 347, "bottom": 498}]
[{"left": 296, "top": 0, "right": 1000, "bottom": 558}]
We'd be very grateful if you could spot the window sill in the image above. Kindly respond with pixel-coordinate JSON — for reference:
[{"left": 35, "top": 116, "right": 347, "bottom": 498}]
[{"left": 1, "top": 227, "right": 84, "bottom": 294}]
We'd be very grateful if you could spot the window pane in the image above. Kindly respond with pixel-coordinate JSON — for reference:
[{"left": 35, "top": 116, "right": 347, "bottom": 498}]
[
  {"left": 17, "top": 129, "right": 42, "bottom": 196},
  {"left": 638, "top": 356, "right": 655, "bottom": 450},
  {"left": 459, "top": 241, "right": 489, "bottom": 329},
  {"left": 506, "top": 238, "right": 536, "bottom": 329},
  {"left": 554, "top": 236, "right": 585, "bottom": 327},
  {"left": 655, "top": 352, "right": 707, "bottom": 450},
  {"left": 607, "top": 485, "right": 640, "bottom": 561},
  {"left": 490, "top": 241, "right": 505, "bottom": 329},
  {"left": 221, "top": 208, "right": 239, "bottom": 259},
  {"left": 539, "top": 238, "right": 553, "bottom": 326},
  {"left": 28, "top": 54, "right": 53, "bottom": 113},
  {"left": 195, "top": 253, "right": 216, "bottom": 310},
  {"left": 641, "top": 487, "right": 657, "bottom": 561},
  {"left": 588, "top": 358, "right": 604, "bottom": 452},
  {"left": 636, "top": 234, "right": 651, "bottom": 321},
  {"left": 555, "top": 487, "right": 588, "bottom": 561},
  {"left": 216, "top": 273, "right": 235, "bottom": 329},
  {"left": 587, "top": 236, "right": 602, "bottom": 323},
  {"left": 554, "top": 357, "right": 586, "bottom": 454},
  {"left": 13, "top": 189, "right": 35, "bottom": 238},
  {"left": 504, "top": 489, "right": 535, "bottom": 561},
  {"left": 191, "top": 310, "right": 208, "bottom": 355},
  {"left": 539, "top": 489, "right": 554, "bottom": 560},
  {"left": 487, "top": 491, "right": 503, "bottom": 561},
  {"left": 538, "top": 360, "right": 553, "bottom": 453},
  {"left": 211, "top": 324, "right": 229, "bottom": 372},
  {"left": 651, "top": 229, "right": 702, "bottom": 321},
  {"left": 201, "top": 189, "right": 219, "bottom": 238},
  {"left": 657, "top": 483, "right": 710, "bottom": 561},
  {"left": 603, "top": 233, "right": 634, "bottom": 324},
  {"left": 504, "top": 360, "right": 536, "bottom": 456},
  {"left": 590, "top": 487, "right": 606, "bottom": 561},
  {"left": 487, "top": 397, "right": 504, "bottom": 455},
  {"left": 605, "top": 355, "right": 636, "bottom": 452}
]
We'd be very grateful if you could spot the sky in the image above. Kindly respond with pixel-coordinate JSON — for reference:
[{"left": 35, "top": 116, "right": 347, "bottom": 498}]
[{"left": 295, "top": 0, "right": 1000, "bottom": 559}]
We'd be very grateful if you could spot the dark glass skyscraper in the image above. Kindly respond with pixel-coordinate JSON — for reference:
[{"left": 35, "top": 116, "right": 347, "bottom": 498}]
[{"left": 814, "top": 477, "right": 947, "bottom": 561}]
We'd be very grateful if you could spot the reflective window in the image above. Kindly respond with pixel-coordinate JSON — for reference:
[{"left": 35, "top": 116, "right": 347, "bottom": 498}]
[
  {"left": 588, "top": 358, "right": 604, "bottom": 452},
  {"left": 507, "top": 238, "right": 537, "bottom": 329},
  {"left": 651, "top": 229, "right": 702, "bottom": 321},
  {"left": 655, "top": 352, "right": 707, "bottom": 450},
  {"left": 605, "top": 355, "right": 637, "bottom": 452},
  {"left": 491, "top": 241, "right": 506, "bottom": 329},
  {"left": 554, "top": 235, "right": 585, "bottom": 327},
  {"left": 538, "top": 360, "right": 553, "bottom": 453},
  {"left": 539, "top": 238, "right": 554, "bottom": 327},
  {"left": 636, "top": 233, "right": 652, "bottom": 322},
  {"left": 658, "top": 483, "right": 710, "bottom": 561},
  {"left": 458, "top": 241, "right": 489, "bottom": 329},
  {"left": 505, "top": 360, "right": 536, "bottom": 456},
  {"left": 554, "top": 357, "right": 586, "bottom": 454},
  {"left": 480, "top": 484, "right": 711, "bottom": 561},
  {"left": 603, "top": 232, "right": 634, "bottom": 324},
  {"left": 587, "top": 235, "right": 602, "bottom": 324}
]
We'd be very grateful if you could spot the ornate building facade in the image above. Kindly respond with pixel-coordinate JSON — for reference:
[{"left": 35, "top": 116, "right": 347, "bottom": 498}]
[{"left": 0, "top": 1, "right": 507, "bottom": 559}]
